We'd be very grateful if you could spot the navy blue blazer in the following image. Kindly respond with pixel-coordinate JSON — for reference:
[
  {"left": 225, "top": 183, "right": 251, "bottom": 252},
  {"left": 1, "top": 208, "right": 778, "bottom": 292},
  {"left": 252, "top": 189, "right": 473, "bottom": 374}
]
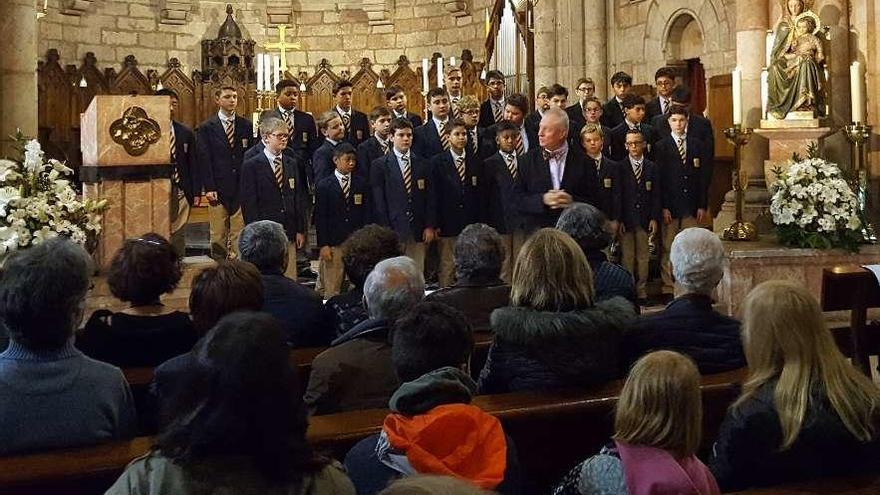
[
  {"left": 655, "top": 134, "right": 712, "bottom": 219},
  {"left": 195, "top": 114, "right": 255, "bottom": 211},
  {"left": 392, "top": 111, "right": 424, "bottom": 128},
  {"left": 515, "top": 145, "right": 600, "bottom": 232},
  {"left": 600, "top": 97, "right": 625, "bottom": 129},
  {"left": 315, "top": 173, "right": 372, "bottom": 247},
  {"left": 619, "top": 156, "right": 662, "bottom": 231},
  {"left": 267, "top": 107, "right": 319, "bottom": 185},
  {"left": 645, "top": 97, "right": 663, "bottom": 122},
  {"left": 171, "top": 121, "right": 197, "bottom": 204},
  {"left": 336, "top": 108, "right": 370, "bottom": 148},
  {"left": 356, "top": 136, "right": 389, "bottom": 182},
  {"left": 651, "top": 112, "right": 715, "bottom": 163},
  {"left": 478, "top": 99, "right": 504, "bottom": 129},
  {"left": 239, "top": 151, "right": 306, "bottom": 239},
  {"left": 588, "top": 156, "right": 623, "bottom": 221},
  {"left": 525, "top": 111, "right": 542, "bottom": 131},
  {"left": 566, "top": 101, "right": 587, "bottom": 127},
  {"left": 412, "top": 118, "right": 450, "bottom": 160},
  {"left": 608, "top": 122, "right": 657, "bottom": 162},
  {"left": 260, "top": 271, "right": 335, "bottom": 348},
  {"left": 483, "top": 151, "right": 525, "bottom": 235},
  {"left": 312, "top": 139, "right": 339, "bottom": 183},
  {"left": 370, "top": 151, "right": 436, "bottom": 242},
  {"left": 431, "top": 150, "right": 484, "bottom": 238}
]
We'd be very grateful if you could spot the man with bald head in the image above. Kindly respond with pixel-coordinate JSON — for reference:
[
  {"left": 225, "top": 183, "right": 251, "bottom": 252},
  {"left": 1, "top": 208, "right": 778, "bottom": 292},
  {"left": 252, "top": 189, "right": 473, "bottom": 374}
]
[{"left": 515, "top": 107, "right": 600, "bottom": 231}]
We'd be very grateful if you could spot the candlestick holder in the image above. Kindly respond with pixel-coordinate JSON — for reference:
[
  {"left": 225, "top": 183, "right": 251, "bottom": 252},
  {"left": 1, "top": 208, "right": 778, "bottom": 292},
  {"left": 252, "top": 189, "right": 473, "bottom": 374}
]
[
  {"left": 722, "top": 124, "right": 758, "bottom": 241},
  {"left": 843, "top": 122, "right": 877, "bottom": 243}
]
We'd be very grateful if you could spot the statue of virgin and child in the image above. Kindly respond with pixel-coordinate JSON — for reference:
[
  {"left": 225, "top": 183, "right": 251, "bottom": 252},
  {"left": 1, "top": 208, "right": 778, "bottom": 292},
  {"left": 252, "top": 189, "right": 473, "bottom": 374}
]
[{"left": 767, "top": 0, "right": 826, "bottom": 120}]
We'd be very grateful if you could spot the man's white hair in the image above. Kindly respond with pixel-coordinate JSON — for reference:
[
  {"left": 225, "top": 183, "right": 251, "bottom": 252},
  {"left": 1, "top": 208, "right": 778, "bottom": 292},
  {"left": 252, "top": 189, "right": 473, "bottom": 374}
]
[
  {"left": 670, "top": 227, "right": 725, "bottom": 295},
  {"left": 363, "top": 256, "right": 425, "bottom": 320}
]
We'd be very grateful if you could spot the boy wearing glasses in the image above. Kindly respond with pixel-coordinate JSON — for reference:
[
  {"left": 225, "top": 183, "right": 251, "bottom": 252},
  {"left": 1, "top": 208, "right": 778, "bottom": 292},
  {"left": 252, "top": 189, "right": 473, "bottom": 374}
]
[
  {"left": 479, "top": 70, "right": 507, "bottom": 128},
  {"left": 566, "top": 77, "right": 595, "bottom": 128},
  {"left": 646, "top": 67, "right": 677, "bottom": 122},
  {"left": 619, "top": 129, "right": 661, "bottom": 304},
  {"left": 240, "top": 117, "right": 307, "bottom": 279},
  {"left": 457, "top": 95, "right": 491, "bottom": 159}
]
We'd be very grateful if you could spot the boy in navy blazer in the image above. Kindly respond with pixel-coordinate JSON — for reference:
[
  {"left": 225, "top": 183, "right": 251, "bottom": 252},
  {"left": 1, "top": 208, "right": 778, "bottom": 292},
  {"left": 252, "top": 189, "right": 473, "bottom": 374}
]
[
  {"left": 333, "top": 80, "right": 370, "bottom": 147},
  {"left": 601, "top": 71, "right": 632, "bottom": 129},
  {"left": 196, "top": 85, "right": 255, "bottom": 260},
  {"left": 483, "top": 122, "right": 527, "bottom": 282},
  {"left": 312, "top": 111, "right": 346, "bottom": 182},
  {"left": 645, "top": 67, "right": 677, "bottom": 122},
  {"left": 156, "top": 89, "right": 195, "bottom": 256},
  {"left": 609, "top": 94, "right": 656, "bottom": 161},
  {"left": 431, "top": 118, "right": 484, "bottom": 287},
  {"left": 655, "top": 106, "right": 712, "bottom": 298},
  {"left": 315, "top": 143, "right": 371, "bottom": 298},
  {"left": 240, "top": 117, "right": 306, "bottom": 279},
  {"left": 479, "top": 70, "right": 506, "bottom": 128},
  {"left": 619, "top": 129, "right": 661, "bottom": 303},
  {"left": 386, "top": 85, "right": 423, "bottom": 128},
  {"left": 579, "top": 123, "right": 623, "bottom": 230},
  {"left": 371, "top": 118, "right": 437, "bottom": 272},
  {"left": 356, "top": 106, "right": 392, "bottom": 182},
  {"left": 412, "top": 87, "right": 452, "bottom": 160}
]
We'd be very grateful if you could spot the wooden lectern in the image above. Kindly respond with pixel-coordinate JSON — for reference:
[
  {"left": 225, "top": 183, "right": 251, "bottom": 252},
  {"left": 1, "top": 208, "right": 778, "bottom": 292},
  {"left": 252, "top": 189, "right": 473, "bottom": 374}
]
[{"left": 81, "top": 95, "right": 172, "bottom": 270}]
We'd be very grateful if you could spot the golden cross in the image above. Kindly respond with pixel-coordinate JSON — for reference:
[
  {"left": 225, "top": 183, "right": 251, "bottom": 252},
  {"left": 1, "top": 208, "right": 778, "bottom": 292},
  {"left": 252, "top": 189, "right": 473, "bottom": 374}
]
[{"left": 263, "top": 25, "right": 300, "bottom": 73}]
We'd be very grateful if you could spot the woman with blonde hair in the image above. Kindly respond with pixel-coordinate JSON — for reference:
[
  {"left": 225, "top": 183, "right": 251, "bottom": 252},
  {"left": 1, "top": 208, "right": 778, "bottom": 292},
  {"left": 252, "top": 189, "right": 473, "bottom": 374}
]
[
  {"left": 710, "top": 280, "right": 880, "bottom": 491},
  {"left": 478, "top": 228, "right": 635, "bottom": 393},
  {"left": 551, "top": 350, "right": 720, "bottom": 495}
]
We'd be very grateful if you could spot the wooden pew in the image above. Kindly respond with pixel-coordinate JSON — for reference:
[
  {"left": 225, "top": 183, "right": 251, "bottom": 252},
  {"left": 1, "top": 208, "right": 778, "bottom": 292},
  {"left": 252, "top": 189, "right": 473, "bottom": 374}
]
[
  {"left": 0, "top": 368, "right": 745, "bottom": 495},
  {"left": 727, "top": 474, "right": 880, "bottom": 494},
  {"left": 821, "top": 266, "right": 880, "bottom": 375}
]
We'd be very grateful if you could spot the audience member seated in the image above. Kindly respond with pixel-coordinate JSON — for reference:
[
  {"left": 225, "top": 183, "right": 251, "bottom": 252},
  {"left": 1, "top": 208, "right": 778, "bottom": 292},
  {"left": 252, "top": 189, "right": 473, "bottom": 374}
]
[
  {"left": 106, "top": 312, "right": 355, "bottom": 495},
  {"left": 239, "top": 220, "right": 333, "bottom": 347},
  {"left": 152, "top": 260, "right": 265, "bottom": 422},
  {"left": 326, "top": 224, "right": 402, "bottom": 337},
  {"left": 622, "top": 228, "right": 745, "bottom": 374},
  {"left": 551, "top": 350, "right": 720, "bottom": 495},
  {"left": 425, "top": 223, "right": 511, "bottom": 333},
  {"left": 556, "top": 203, "right": 636, "bottom": 305},
  {"left": 478, "top": 228, "right": 636, "bottom": 394},
  {"left": 379, "top": 475, "right": 493, "bottom": 495},
  {"left": 345, "top": 302, "right": 522, "bottom": 494},
  {"left": 710, "top": 281, "right": 880, "bottom": 492},
  {"left": 0, "top": 239, "right": 136, "bottom": 455},
  {"left": 77, "top": 233, "right": 197, "bottom": 367},
  {"left": 305, "top": 256, "right": 423, "bottom": 415}
]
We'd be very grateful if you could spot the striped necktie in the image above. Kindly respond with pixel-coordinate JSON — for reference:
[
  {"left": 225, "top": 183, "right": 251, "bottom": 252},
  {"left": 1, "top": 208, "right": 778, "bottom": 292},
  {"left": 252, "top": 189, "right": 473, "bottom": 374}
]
[
  {"left": 662, "top": 98, "right": 671, "bottom": 115},
  {"left": 470, "top": 129, "right": 478, "bottom": 154},
  {"left": 439, "top": 121, "right": 450, "bottom": 151},
  {"left": 455, "top": 155, "right": 465, "bottom": 183},
  {"left": 514, "top": 132, "right": 525, "bottom": 156},
  {"left": 401, "top": 154, "right": 412, "bottom": 194},
  {"left": 492, "top": 101, "right": 503, "bottom": 123},
  {"left": 632, "top": 160, "right": 643, "bottom": 183},
  {"left": 340, "top": 175, "right": 350, "bottom": 199},
  {"left": 379, "top": 138, "right": 389, "bottom": 155},
  {"left": 505, "top": 153, "right": 517, "bottom": 180},
  {"left": 283, "top": 110, "right": 294, "bottom": 130},
  {"left": 273, "top": 156, "right": 284, "bottom": 190},
  {"left": 170, "top": 125, "right": 180, "bottom": 185},
  {"left": 677, "top": 137, "right": 687, "bottom": 165},
  {"left": 451, "top": 97, "right": 460, "bottom": 120},
  {"left": 224, "top": 118, "right": 235, "bottom": 148},
  {"left": 341, "top": 112, "right": 351, "bottom": 133}
]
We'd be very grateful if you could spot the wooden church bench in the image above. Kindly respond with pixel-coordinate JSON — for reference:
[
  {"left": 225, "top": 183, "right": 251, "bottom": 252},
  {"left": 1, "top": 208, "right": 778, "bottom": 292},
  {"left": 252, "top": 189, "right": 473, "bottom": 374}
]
[{"left": 822, "top": 266, "right": 880, "bottom": 375}]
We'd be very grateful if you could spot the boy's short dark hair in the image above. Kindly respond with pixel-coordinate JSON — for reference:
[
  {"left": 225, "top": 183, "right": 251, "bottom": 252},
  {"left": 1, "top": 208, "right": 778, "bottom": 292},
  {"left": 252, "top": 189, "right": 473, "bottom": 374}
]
[
  {"left": 548, "top": 84, "right": 569, "bottom": 98},
  {"left": 155, "top": 88, "right": 179, "bottom": 99},
  {"left": 384, "top": 86, "right": 405, "bottom": 101},
  {"left": 392, "top": 302, "right": 474, "bottom": 382},
  {"left": 576, "top": 77, "right": 594, "bottom": 87},
  {"left": 108, "top": 233, "right": 182, "bottom": 306},
  {"left": 214, "top": 85, "right": 237, "bottom": 98},
  {"left": 625, "top": 128, "right": 646, "bottom": 141},
  {"left": 495, "top": 121, "right": 519, "bottom": 135},
  {"left": 668, "top": 105, "right": 690, "bottom": 118},
  {"left": 391, "top": 117, "right": 413, "bottom": 133},
  {"left": 449, "top": 118, "right": 467, "bottom": 130},
  {"left": 506, "top": 93, "right": 528, "bottom": 115},
  {"left": 610, "top": 71, "right": 633, "bottom": 86},
  {"left": 621, "top": 93, "right": 646, "bottom": 109},
  {"left": 536, "top": 85, "right": 550, "bottom": 96},
  {"left": 654, "top": 67, "right": 676, "bottom": 81},
  {"left": 333, "top": 79, "right": 353, "bottom": 95},
  {"left": 333, "top": 142, "right": 357, "bottom": 160},
  {"left": 426, "top": 87, "right": 448, "bottom": 102},
  {"left": 671, "top": 86, "right": 692, "bottom": 104},
  {"left": 275, "top": 79, "right": 298, "bottom": 94},
  {"left": 316, "top": 110, "right": 341, "bottom": 131},
  {"left": 485, "top": 70, "right": 505, "bottom": 83},
  {"left": 369, "top": 105, "right": 392, "bottom": 122}
]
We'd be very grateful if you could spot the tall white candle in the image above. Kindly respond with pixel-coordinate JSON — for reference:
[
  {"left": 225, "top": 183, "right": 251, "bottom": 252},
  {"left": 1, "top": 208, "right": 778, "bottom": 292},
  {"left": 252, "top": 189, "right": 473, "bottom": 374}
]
[
  {"left": 436, "top": 57, "right": 444, "bottom": 87},
  {"left": 851, "top": 62, "right": 864, "bottom": 123},
  {"left": 256, "top": 54, "right": 264, "bottom": 92},
  {"left": 760, "top": 69, "right": 769, "bottom": 119},
  {"left": 263, "top": 54, "right": 271, "bottom": 93},
  {"left": 273, "top": 55, "right": 281, "bottom": 87},
  {"left": 421, "top": 58, "right": 430, "bottom": 93},
  {"left": 732, "top": 68, "right": 743, "bottom": 126},
  {"left": 450, "top": 56, "right": 456, "bottom": 67}
]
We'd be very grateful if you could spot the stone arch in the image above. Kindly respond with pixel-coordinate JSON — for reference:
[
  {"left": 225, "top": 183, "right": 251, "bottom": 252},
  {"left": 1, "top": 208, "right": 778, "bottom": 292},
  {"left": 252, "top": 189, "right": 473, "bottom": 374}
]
[
  {"left": 643, "top": 0, "right": 733, "bottom": 78},
  {"left": 664, "top": 11, "right": 705, "bottom": 62}
]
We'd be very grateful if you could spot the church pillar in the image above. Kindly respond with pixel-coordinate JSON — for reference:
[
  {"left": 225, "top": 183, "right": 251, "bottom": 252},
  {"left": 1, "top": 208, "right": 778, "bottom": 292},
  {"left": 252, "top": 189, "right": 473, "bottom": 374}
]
[
  {"left": 735, "top": 0, "right": 769, "bottom": 179},
  {"left": 582, "top": 0, "right": 606, "bottom": 98},
  {"left": 533, "top": 0, "right": 558, "bottom": 89},
  {"left": 0, "top": 0, "right": 38, "bottom": 156}
]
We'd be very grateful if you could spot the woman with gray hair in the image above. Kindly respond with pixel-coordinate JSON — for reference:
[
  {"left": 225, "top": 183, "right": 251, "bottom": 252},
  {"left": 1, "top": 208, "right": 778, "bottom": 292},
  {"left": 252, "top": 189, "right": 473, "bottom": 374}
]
[
  {"left": 0, "top": 238, "right": 137, "bottom": 454},
  {"left": 426, "top": 223, "right": 511, "bottom": 333},
  {"left": 556, "top": 203, "right": 636, "bottom": 306},
  {"left": 623, "top": 227, "right": 745, "bottom": 374}
]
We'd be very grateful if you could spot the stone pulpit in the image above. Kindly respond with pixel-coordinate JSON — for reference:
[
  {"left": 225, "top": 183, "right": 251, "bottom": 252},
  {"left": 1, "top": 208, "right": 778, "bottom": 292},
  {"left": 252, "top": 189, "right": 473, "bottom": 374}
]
[{"left": 81, "top": 95, "right": 172, "bottom": 269}]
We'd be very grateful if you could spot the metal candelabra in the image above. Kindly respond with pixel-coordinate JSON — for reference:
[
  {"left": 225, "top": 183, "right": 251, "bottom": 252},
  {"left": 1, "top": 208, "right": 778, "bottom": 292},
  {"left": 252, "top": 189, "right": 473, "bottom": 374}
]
[
  {"left": 843, "top": 122, "right": 877, "bottom": 243},
  {"left": 722, "top": 124, "right": 758, "bottom": 241}
]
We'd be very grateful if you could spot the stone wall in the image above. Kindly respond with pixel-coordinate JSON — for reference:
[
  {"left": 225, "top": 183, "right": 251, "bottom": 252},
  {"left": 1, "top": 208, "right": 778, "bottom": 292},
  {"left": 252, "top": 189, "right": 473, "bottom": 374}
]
[{"left": 38, "top": 0, "right": 493, "bottom": 76}]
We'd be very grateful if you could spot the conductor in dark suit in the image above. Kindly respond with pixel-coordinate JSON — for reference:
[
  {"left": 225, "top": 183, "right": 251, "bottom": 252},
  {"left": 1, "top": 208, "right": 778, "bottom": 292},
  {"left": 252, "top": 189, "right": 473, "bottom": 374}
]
[
  {"left": 370, "top": 118, "right": 437, "bottom": 272},
  {"left": 412, "top": 87, "right": 452, "bottom": 160},
  {"left": 156, "top": 89, "right": 196, "bottom": 256},
  {"left": 515, "top": 107, "right": 600, "bottom": 232},
  {"left": 333, "top": 79, "right": 370, "bottom": 147},
  {"left": 196, "top": 85, "right": 255, "bottom": 260},
  {"left": 239, "top": 117, "right": 306, "bottom": 279}
]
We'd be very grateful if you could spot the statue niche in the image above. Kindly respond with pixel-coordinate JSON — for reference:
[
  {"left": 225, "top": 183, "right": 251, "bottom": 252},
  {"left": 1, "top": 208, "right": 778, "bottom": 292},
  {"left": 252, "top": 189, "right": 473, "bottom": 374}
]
[{"left": 200, "top": 4, "right": 256, "bottom": 83}]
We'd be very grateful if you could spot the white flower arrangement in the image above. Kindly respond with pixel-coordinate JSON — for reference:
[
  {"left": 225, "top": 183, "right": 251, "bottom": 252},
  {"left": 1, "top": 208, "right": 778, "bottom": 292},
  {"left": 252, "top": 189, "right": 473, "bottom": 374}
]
[
  {"left": 0, "top": 136, "right": 108, "bottom": 258},
  {"left": 770, "top": 156, "right": 863, "bottom": 250}
]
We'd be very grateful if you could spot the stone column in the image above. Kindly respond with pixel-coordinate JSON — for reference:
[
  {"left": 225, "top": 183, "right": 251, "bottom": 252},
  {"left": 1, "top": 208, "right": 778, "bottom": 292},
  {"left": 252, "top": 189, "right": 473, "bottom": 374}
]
[
  {"left": 0, "top": 0, "right": 38, "bottom": 156},
  {"left": 533, "top": 0, "right": 557, "bottom": 88},
  {"left": 736, "top": 0, "right": 769, "bottom": 178},
  {"left": 582, "top": 0, "right": 607, "bottom": 97},
  {"left": 555, "top": 0, "right": 585, "bottom": 88}
]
